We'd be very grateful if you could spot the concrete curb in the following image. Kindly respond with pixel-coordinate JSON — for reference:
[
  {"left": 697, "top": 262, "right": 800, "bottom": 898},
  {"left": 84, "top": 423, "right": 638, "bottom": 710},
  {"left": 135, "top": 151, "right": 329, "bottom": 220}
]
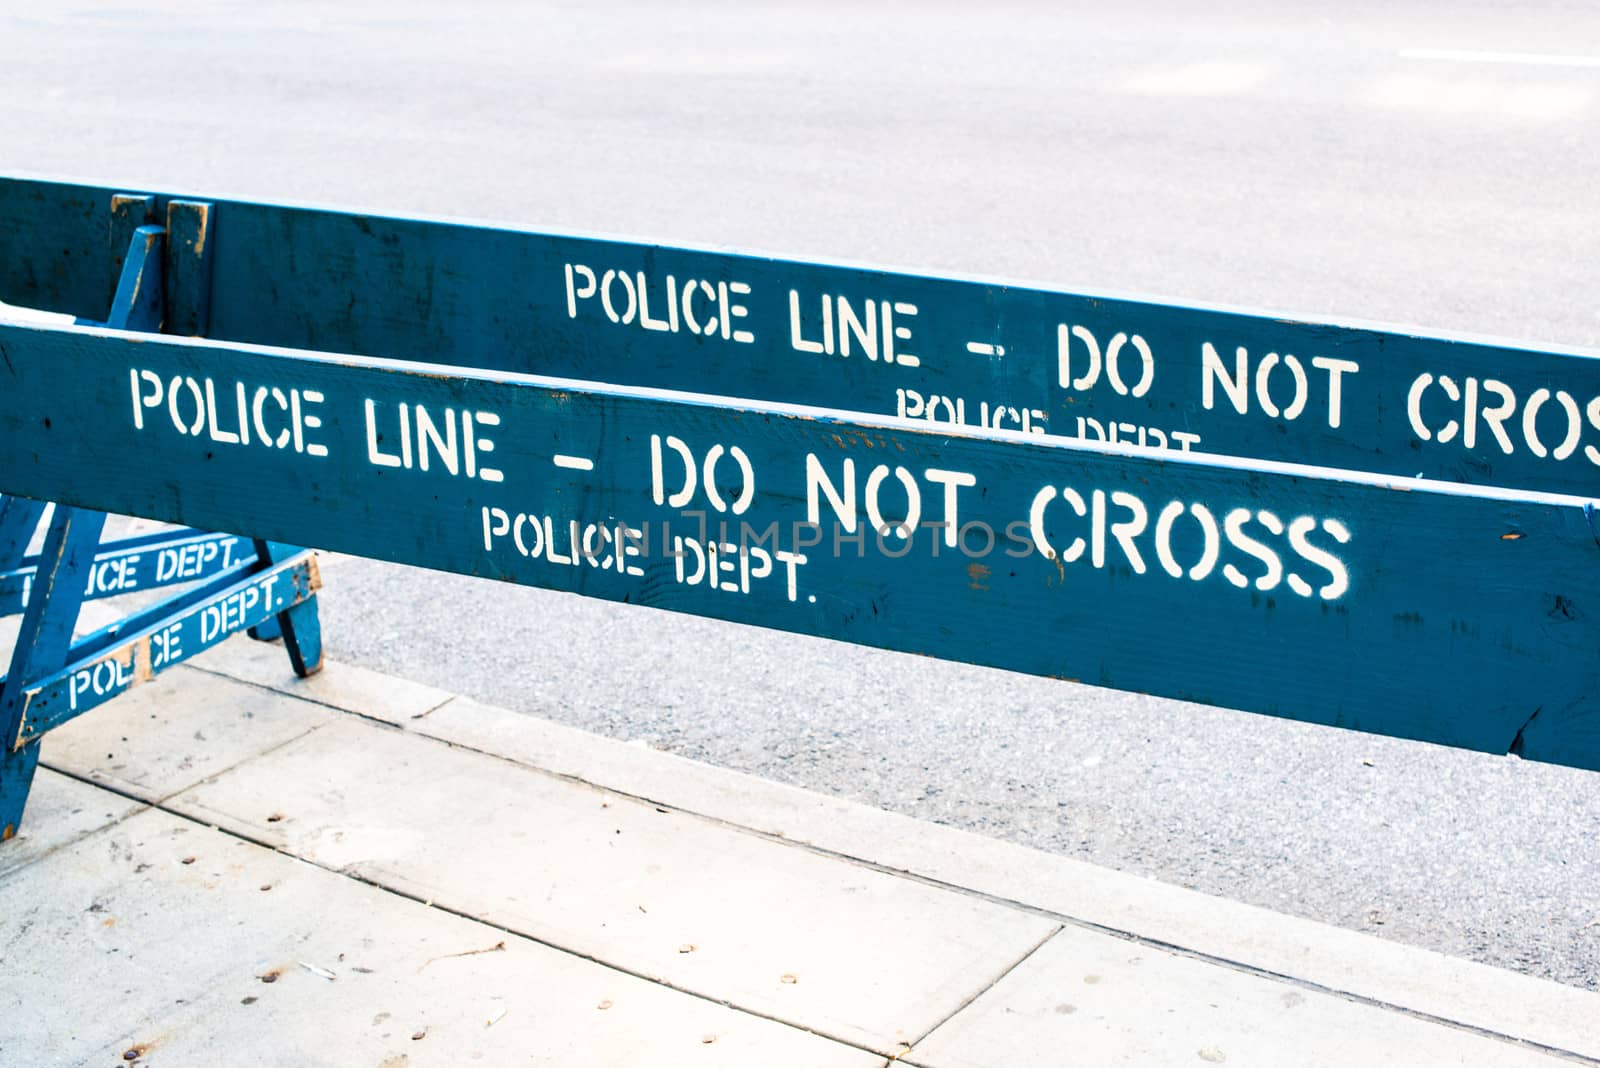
[
  {"left": 183, "top": 636, "right": 1600, "bottom": 1063},
  {"left": 4, "top": 624, "right": 1595, "bottom": 1066}
]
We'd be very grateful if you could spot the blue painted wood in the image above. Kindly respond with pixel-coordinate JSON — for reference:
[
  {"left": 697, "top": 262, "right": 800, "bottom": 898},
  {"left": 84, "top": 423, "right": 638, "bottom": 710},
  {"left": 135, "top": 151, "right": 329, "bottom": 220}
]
[
  {"left": 0, "top": 191, "right": 325, "bottom": 838},
  {"left": 0, "top": 507, "right": 105, "bottom": 839},
  {"left": 104, "top": 224, "right": 164, "bottom": 332},
  {"left": 56, "top": 549, "right": 281, "bottom": 665},
  {"left": 0, "top": 496, "right": 47, "bottom": 567},
  {"left": 0, "top": 744, "right": 40, "bottom": 843},
  {"left": 3, "top": 212, "right": 153, "bottom": 837},
  {"left": 249, "top": 540, "right": 321, "bottom": 677},
  {"left": 0, "top": 495, "right": 40, "bottom": 828},
  {"left": 14, "top": 552, "right": 318, "bottom": 740},
  {"left": 247, "top": 613, "right": 283, "bottom": 642},
  {"left": 106, "top": 192, "right": 155, "bottom": 308},
  {"left": 0, "top": 320, "right": 1595, "bottom": 771},
  {"left": 0, "top": 529, "right": 253, "bottom": 616},
  {"left": 163, "top": 200, "right": 213, "bottom": 337},
  {"left": 3, "top": 176, "right": 1597, "bottom": 496}
]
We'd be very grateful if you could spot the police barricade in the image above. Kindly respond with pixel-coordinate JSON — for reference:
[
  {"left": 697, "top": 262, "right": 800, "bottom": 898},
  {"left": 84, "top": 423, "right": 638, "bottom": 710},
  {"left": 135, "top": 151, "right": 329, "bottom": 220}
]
[
  {"left": 0, "top": 184, "right": 323, "bottom": 839},
  {"left": 0, "top": 176, "right": 1595, "bottom": 840}
]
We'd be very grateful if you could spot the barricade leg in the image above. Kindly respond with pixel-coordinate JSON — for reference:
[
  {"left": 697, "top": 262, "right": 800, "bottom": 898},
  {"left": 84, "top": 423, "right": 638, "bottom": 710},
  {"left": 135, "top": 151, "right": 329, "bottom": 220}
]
[
  {"left": 253, "top": 540, "right": 322, "bottom": 677},
  {"left": 0, "top": 496, "right": 47, "bottom": 562},
  {"left": 0, "top": 508, "right": 105, "bottom": 839},
  {"left": 0, "top": 495, "right": 47, "bottom": 840},
  {"left": 0, "top": 192, "right": 326, "bottom": 838},
  {"left": 0, "top": 743, "right": 40, "bottom": 843}
]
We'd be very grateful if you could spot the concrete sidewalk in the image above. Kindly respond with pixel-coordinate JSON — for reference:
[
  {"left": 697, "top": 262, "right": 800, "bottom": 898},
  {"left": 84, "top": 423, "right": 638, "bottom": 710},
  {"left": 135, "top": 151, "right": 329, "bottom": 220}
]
[{"left": 1, "top": 635, "right": 1596, "bottom": 1066}]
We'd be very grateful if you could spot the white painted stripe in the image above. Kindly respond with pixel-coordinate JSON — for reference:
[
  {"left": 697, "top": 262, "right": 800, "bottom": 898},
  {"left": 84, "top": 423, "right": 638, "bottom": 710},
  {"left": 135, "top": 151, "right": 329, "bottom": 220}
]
[
  {"left": 553, "top": 454, "right": 594, "bottom": 471},
  {"left": 43, "top": 322, "right": 1600, "bottom": 506},
  {"left": 966, "top": 341, "right": 1005, "bottom": 357},
  {"left": 1399, "top": 48, "right": 1600, "bottom": 69},
  {"left": 0, "top": 300, "right": 76, "bottom": 327}
]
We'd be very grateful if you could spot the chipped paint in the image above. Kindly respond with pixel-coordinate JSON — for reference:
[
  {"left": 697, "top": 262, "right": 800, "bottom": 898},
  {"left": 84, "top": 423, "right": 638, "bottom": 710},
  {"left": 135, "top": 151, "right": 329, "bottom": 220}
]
[{"left": 189, "top": 203, "right": 210, "bottom": 257}]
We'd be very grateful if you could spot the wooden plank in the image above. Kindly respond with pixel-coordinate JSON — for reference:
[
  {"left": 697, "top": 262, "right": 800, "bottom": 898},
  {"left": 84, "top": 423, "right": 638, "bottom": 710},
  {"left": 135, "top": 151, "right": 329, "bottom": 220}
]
[
  {"left": 0, "top": 507, "right": 105, "bottom": 838},
  {"left": 0, "top": 321, "right": 1595, "bottom": 770},
  {"left": 12, "top": 551, "right": 318, "bottom": 741},
  {"left": 248, "top": 539, "right": 322, "bottom": 677},
  {"left": 163, "top": 200, "right": 214, "bottom": 337},
  {"left": 3, "top": 176, "right": 1599, "bottom": 494},
  {"left": 0, "top": 495, "right": 47, "bottom": 566},
  {"left": 0, "top": 529, "right": 252, "bottom": 616},
  {"left": 106, "top": 193, "right": 155, "bottom": 309},
  {"left": 104, "top": 225, "right": 163, "bottom": 332}
]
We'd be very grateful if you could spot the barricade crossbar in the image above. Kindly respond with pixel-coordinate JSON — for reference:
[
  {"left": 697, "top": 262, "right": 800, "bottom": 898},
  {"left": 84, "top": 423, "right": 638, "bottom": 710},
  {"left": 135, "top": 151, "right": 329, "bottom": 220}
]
[{"left": 0, "top": 176, "right": 1595, "bottom": 841}]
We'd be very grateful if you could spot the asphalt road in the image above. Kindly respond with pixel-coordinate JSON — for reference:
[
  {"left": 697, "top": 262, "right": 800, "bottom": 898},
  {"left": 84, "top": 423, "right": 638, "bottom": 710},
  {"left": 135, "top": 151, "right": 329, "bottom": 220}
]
[{"left": 4, "top": 1, "right": 1599, "bottom": 988}]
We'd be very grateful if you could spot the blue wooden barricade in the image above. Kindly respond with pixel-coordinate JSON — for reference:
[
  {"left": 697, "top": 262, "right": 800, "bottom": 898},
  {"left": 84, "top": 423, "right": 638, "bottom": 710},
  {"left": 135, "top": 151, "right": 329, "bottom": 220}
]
[
  {"left": 0, "top": 176, "right": 1595, "bottom": 840},
  {"left": 0, "top": 526, "right": 252, "bottom": 617},
  {"left": 6, "top": 176, "right": 1599, "bottom": 497},
  {"left": 0, "top": 189, "right": 321, "bottom": 840}
]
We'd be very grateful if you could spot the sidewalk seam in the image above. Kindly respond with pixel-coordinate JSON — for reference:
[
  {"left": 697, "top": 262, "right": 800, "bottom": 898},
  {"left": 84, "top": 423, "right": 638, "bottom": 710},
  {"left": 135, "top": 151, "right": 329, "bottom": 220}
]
[
  {"left": 394, "top": 721, "right": 1600, "bottom": 1066},
  {"left": 411, "top": 694, "right": 456, "bottom": 720},
  {"left": 0, "top": 789, "right": 154, "bottom": 884},
  {"left": 156, "top": 659, "right": 1600, "bottom": 1066},
  {"left": 42, "top": 719, "right": 331, "bottom": 812},
  {"left": 893, "top": 923, "right": 1063, "bottom": 1063},
  {"left": 35, "top": 766, "right": 896, "bottom": 1066},
  {"left": 175, "top": 661, "right": 452, "bottom": 728},
  {"left": 671, "top": 819, "right": 1600, "bottom": 1067}
]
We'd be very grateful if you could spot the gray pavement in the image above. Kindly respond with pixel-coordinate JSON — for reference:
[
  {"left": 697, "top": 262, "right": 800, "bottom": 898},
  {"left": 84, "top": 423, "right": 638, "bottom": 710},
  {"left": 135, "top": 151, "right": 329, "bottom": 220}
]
[
  {"left": 2, "top": 0, "right": 1599, "bottom": 989},
  {"left": 2, "top": 633, "right": 1597, "bottom": 1066}
]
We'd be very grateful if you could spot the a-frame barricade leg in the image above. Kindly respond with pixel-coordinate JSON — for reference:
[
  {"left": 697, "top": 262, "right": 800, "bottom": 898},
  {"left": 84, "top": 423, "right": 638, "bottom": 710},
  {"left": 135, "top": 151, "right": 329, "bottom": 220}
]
[
  {"left": 0, "top": 507, "right": 105, "bottom": 839},
  {"left": 0, "top": 193, "right": 323, "bottom": 841}
]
